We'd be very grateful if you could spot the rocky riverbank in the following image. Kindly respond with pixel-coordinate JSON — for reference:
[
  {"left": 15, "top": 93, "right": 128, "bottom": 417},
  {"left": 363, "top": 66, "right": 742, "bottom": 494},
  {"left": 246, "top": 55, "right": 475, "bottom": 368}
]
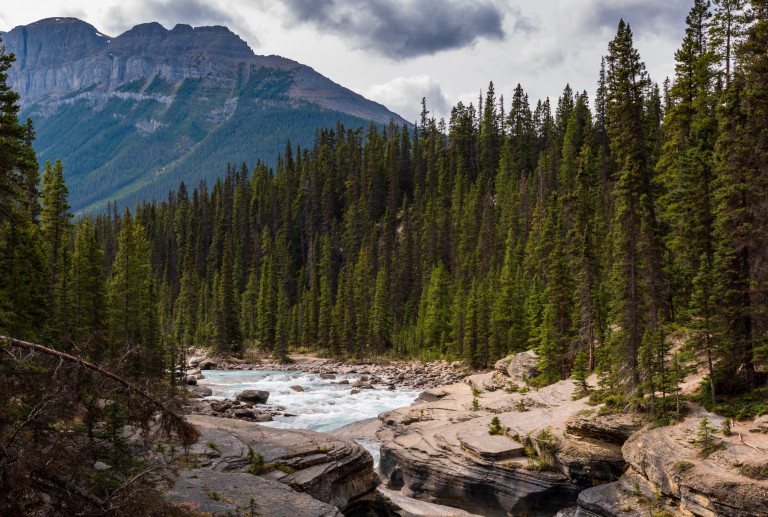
[
  {"left": 184, "top": 349, "right": 469, "bottom": 391},
  {"left": 170, "top": 350, "right": 768, "bottom": 516},
  {"left": 374, "top": 351, "right": 768, "bottom": 517},
  {"left": 164, "top": 415, "right": 374, "bottom": 516}
]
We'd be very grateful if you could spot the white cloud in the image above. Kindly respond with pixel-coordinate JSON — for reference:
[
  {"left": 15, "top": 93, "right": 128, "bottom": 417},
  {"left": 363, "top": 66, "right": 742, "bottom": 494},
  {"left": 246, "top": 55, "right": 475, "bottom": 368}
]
[{"left": 364, "top": 75, "right": 450, "bottom": 123}]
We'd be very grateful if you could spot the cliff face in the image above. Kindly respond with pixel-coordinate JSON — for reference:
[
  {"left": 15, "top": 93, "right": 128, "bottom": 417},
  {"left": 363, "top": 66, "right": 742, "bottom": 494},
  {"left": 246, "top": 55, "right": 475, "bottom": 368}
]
[
  {"left": 1, "top": 18, "right": 407, "bottom": 212},
  {"left": 3, "top": 17, "right": 399, "bottom": 123}
]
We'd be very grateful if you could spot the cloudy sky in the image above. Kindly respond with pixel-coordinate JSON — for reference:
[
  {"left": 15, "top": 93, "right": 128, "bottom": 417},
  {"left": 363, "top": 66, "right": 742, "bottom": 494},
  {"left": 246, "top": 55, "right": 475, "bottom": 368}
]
[{"left": 1, "top": 0, "right": 692, "bottom": 122}]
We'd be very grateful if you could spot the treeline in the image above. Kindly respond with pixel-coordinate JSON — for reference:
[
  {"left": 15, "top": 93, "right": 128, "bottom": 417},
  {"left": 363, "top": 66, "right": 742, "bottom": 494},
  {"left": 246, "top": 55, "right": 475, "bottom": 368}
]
[{"left": 2, "top": 0, "right": 768, "bottom": 413}]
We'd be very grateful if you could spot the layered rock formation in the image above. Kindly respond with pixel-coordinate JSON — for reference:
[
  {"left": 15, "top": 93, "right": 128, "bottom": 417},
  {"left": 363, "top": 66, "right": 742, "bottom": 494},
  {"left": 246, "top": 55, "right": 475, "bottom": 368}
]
[
  {"left": 375, "top": 356, "right": 641, "bottom": 517},
  {"left": 567, "top": 410, "right": 768, "bottom": 517},
  {"left": 165, "top": 414, "right": 374, "bottom": 514}
]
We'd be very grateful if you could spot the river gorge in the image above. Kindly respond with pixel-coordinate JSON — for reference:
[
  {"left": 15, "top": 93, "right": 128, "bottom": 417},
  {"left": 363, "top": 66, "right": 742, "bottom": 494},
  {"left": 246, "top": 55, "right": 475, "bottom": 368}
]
[{"left": 166, "top": 353, "right": 768, "bottom": 517}]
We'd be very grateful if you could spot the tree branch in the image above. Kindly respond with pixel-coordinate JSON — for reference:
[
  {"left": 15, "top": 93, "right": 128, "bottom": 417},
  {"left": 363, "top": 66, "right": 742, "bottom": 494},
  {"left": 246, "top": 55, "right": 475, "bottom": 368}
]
[{"left": 0, "top": 334, "right": 199, "bottom": 445}]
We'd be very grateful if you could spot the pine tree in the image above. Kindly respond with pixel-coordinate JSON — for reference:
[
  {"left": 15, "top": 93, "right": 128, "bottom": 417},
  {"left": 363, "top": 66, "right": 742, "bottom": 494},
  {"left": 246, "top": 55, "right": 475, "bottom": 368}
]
[
  {"left": 40, "top": 159, "right": 73, "bottom": 346},
  {"left": 256, "top": 229, "right": 278, "bottom": 350},
  {"left": 107, "top": 208, "right": 160, "bottom": 377},
  {"left": 659, "top": 0, "right": 719, "bottom": 318},
  {"left": 0, "top": 37, "right": 27, "bottom": 222},
  {"left": 604, "top": 20, "right": 665, "bottom": 389},
  {"left": 712, "top": 0, "right": 768, "bottom": 389},
  {"left": 369, "top": 268, "right": 391, "bottom": 355},
  {"left": 216, "top": 233, "right": 241, "bottom": 355},
  {"left": 70, "top": 219, "right": 107, "bottom": 359},
  {"left": 571, "top": 348, "right": 591, "bottom": 397}
]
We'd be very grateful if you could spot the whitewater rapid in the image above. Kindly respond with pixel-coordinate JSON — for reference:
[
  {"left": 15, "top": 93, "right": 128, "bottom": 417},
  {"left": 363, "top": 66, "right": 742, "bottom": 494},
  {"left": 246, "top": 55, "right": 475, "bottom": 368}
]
[{"left": 197, "top": 369, "right": 421, "bottom": 465}]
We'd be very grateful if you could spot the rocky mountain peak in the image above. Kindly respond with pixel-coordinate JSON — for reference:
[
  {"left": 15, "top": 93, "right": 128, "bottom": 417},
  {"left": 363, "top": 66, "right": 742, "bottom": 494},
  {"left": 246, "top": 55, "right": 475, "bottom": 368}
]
[{"left": 3, "top": 17, "right": 109, "bottom": 70}]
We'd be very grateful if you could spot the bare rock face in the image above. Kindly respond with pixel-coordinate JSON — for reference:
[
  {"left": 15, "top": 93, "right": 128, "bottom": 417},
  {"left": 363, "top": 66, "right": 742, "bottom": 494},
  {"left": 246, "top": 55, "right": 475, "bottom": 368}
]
[
  {"left": 166, "top": 470, "right": 343, "bottom": 517},
  {"left": 494, "top": 350, "right": 539, "bottom": 384},
  {"left": 377, "top": 373, "right": 591, "bottom": 516},
  {"left": 373, "top": 350, "right": 658, "bottom": 516},
  {"left": 172, "top": 414, "right": 374, "bottom": 513},
  {"left": 749, "top": 414, "right": 768, "bottom": 433},
  {"left": 620, "top": 413, "right": 768, "bottom": 517},
  {"left": 565, "top": 411, "right": 643, "bottom": 444},
  {"left": 2, "top": 17, "right": 408, "bottom": 125},
  {"left": 569, "top": 411, "right": 768, "bottom": 517}
]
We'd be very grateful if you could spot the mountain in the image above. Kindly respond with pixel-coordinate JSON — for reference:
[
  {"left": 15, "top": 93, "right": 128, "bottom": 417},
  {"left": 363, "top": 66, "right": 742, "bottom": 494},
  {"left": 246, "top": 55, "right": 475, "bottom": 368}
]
[{"left": 2, "top": 18, "right": 409, "bottom": 213}]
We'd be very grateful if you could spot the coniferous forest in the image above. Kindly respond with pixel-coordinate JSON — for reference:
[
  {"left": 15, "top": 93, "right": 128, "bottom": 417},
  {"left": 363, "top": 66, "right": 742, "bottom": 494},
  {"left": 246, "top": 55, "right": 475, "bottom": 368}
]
[{"left": 1, "top": 5, "right": 768, "bottom": 506}]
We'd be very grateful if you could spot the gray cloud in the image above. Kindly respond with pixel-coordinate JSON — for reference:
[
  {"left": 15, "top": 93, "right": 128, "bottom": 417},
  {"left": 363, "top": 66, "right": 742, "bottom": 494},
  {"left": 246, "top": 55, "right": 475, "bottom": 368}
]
[
  {"left": 280, "top": 0, "right": 506, "bottom": 59},
  {"left": 107, "top": 0, "right": 239, "bottom": 37},
  {"left": 365, "top": 75, "right": 450, "bottom": 121},
  {"left": 584, "top": 0, "right": 690, "bottom": 39}
]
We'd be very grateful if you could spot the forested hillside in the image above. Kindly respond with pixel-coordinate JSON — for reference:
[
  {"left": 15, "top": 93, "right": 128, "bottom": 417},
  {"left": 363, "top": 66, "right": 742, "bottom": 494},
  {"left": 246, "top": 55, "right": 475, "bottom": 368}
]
[
  {"left": 2, "top": 0, "right": 768, "bottom": 426},
  {"left": 2, "top": 17, "right": 408, "bottom": 213}
]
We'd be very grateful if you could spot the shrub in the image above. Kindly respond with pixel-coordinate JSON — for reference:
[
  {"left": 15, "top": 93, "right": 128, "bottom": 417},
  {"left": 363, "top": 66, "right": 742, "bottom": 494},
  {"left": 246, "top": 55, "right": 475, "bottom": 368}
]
[
  {"left": 247, "top": 447, "right": 268, "bottom": 475},
  {"left": 739, "top": 463, "right": 768, "bottom": 480},
  {"left": 694, "top": 417, "right": 725, "bottom": 457},
  {"left": 672, "top": 460, "right": 694, "bottom": 474},
  {"left": 488, "top": 416, "right": 503, "bottom": 435}
]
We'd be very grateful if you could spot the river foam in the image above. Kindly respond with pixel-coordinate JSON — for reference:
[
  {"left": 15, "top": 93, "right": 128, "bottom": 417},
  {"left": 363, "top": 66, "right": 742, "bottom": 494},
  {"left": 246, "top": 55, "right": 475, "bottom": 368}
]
[{"left": 198, "top": 369, "right": 420, "bottom": 465}]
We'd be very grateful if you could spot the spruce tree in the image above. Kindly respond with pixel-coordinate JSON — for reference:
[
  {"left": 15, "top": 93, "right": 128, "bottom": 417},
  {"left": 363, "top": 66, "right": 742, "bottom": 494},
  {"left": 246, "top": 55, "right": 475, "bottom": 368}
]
[
  {"left": 712, "top": 0, "right": 768, "bottom": 389},
  {"left": 40, "top": 159, "right": 73, "bottom": 346},
  {"left": 70, "top": 219, "right": 107, "bottom": 358}
]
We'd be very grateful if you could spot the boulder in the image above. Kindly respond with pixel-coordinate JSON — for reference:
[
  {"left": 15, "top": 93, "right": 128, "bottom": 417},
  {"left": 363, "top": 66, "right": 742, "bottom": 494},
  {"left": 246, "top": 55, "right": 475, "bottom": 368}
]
[
  {"left": 232, "top": 408, "right": 254, "bottom": 418},
  {"left": 749, "top": 414, "right": 768, "bottom": 433},
  {"left": 236, "top": 390, "right": 270, "bottom": 404},
  {"left": 185, "top": 375, "right": 197, "bottom": 385},
  {"left": 565, "top": 411, "right": 643, "bottom": 444},
  {"left": 290, "top": 385, "right": 305, "bottom": 392},
  {"left": 211, "top": 402, "right": 231, "bottom": 413},
  {"left": 494, "top": 350, "right": 539, "bottom": 384},
  {"left": 198, "top": 358, "right": 218, "bottom": 370},
  {"left": 418, "top": 388, "right": 448, "bottom": 403},
  {"left": 187, "top": 385, "right": 212, "bottom": 397},
  {"left": 254, "top": 413, "right": 273, "bottom": 422}
]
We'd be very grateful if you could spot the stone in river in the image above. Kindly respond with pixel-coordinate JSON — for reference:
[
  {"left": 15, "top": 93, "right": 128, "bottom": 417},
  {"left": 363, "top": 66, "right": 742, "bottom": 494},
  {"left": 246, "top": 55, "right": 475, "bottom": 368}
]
[{"left": 236, "top": 390, "right": 270, "bottom": 404}]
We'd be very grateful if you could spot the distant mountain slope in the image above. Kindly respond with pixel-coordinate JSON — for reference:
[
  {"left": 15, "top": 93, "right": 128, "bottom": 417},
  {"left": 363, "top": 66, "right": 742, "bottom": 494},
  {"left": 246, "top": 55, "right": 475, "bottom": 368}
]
[{"left": 2, "top": 18, "right": 409, "bottom": 212}]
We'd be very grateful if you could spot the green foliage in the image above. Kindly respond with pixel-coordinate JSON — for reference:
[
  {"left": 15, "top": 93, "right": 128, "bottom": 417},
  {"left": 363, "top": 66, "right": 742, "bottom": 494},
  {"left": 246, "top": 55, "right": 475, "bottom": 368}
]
[
  {"left": 471, "top": 398, "right": 480, "bottom": 412},
  {"left": 245, "top": 497, "right": 262, "bottom": 517},
  {"left": 206, "top": 485, "right": 221, "bottom": 501},
  {"left": 572, "top": 348, "right": 591, "bottom": 398},
  {"left": 488, "top": 416, "right": 503, "bottom": 435},
  {"left": 694, "top": 416, "right": 725, "bottom": 457},
  {"left": 246, "top": 447, "right": 267, "bottom": 475},
  {"left": 672, "top": 460, "right": 695, "bottom": 474},
  {"left": 739, "top": 463, "right": 768, "bottom": 480}
]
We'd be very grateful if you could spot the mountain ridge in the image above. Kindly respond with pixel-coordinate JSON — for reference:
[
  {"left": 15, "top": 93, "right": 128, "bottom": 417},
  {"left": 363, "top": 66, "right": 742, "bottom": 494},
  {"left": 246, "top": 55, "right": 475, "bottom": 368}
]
[{"left": 1, "top": 17, "right": 408, "bottom": 212}]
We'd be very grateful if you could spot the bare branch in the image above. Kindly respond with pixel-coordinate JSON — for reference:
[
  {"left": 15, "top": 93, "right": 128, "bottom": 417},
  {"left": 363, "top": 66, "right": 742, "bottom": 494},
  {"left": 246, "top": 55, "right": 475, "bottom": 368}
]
[{"left": 0, "top": 335, "right": 199, "bottom": 445}]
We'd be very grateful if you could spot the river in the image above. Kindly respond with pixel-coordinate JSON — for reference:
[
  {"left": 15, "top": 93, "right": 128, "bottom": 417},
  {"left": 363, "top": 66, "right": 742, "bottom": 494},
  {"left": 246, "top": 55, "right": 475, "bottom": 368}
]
[{"left": 197, "top": 369, "right": 421, "bottom": 465}]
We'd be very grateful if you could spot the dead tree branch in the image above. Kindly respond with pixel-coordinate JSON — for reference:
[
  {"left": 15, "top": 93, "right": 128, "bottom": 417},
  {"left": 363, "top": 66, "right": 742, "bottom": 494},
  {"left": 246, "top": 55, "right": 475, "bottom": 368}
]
[{"left": 0, "top": 334, "right": 199, "bottom": 445}]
